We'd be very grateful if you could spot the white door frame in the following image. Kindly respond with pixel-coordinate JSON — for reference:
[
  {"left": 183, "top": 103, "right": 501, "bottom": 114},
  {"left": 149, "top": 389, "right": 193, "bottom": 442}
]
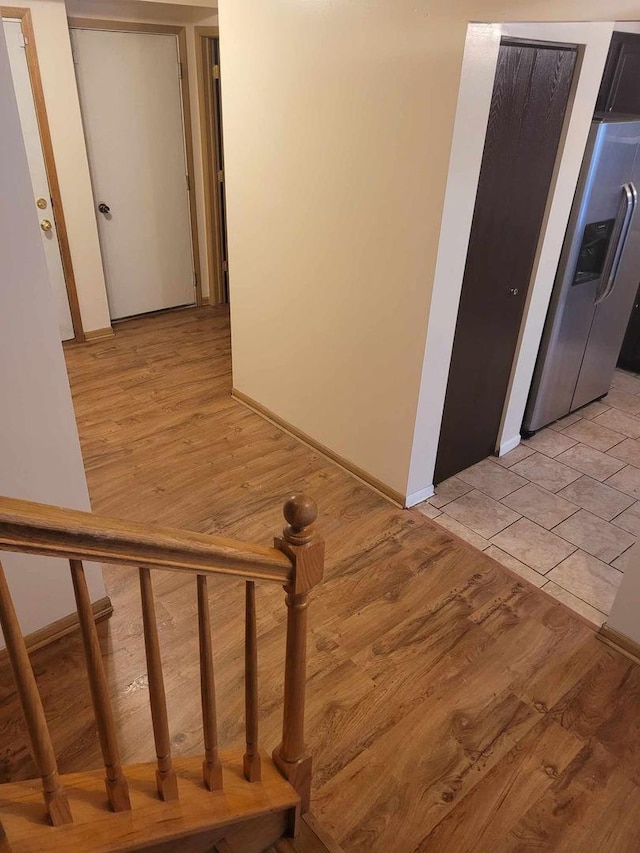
[
  {"left": 68, "top": 17, "right": 203, "bottom": 310},
  {"left": 2, "top": 6, "right": 85, "bottom": 341},
  {"left": 405, "top": 21, "right": 615, "bottom": 506}
]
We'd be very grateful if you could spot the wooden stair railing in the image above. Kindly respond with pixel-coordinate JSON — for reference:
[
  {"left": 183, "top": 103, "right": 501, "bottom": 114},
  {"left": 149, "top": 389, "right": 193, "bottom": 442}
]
[{"left": 0, "top": 493, "right": 325, "bottom": 851}]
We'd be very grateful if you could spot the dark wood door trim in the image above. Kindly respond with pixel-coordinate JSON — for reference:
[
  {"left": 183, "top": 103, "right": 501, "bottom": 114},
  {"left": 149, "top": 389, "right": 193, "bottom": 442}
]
[{"left": 500, "top": 37, "right": 577, "bottom": 51}]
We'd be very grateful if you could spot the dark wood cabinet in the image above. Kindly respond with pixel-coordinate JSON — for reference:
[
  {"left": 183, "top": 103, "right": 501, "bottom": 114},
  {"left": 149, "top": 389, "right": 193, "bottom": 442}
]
[
  {"left": 599, "top": 32, "right": 640, "bottom": 373},
  {"left": 618, "top": 283, "right": 640, "bottom": 373},
  {"left": 596, "top": 32, "right": 640, "bottom": 116}
]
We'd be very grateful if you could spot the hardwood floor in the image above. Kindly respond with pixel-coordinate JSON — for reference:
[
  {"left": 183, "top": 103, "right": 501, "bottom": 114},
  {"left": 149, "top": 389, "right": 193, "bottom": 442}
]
[{"left": 2, "top": 306, "right": 640, "bottom": 851}]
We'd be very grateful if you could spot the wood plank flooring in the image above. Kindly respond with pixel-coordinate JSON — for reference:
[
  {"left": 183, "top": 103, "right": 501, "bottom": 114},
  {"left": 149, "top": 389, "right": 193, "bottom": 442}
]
[{"left": 2, "top": 307, "right": 640, "bottom": 851}]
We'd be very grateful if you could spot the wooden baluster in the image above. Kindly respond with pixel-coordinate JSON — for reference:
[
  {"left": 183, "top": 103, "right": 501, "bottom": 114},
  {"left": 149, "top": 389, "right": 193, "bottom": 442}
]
[
  {"left": 197, "top": 574, "right": 223, "bottom": 790},
  {"left": 0, "top": 559, "right": 72, "bottom": 826},
  {"left": 139, "top": 566, "right": 178, "bottom": 801},
  {"left": 69, "top": 559, "right": 130, "bottom": 811},
  {"left": 273, "top": 495, "right": 324, "bottom": 815},
  {"left": 243, "top": 580, "right": 261, "bottom": 781}
]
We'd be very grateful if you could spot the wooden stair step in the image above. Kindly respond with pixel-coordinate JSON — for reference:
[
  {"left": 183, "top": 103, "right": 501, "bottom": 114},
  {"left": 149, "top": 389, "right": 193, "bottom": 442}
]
[{"left": 0, "top": 750, "right": 299, "bottom": 853}]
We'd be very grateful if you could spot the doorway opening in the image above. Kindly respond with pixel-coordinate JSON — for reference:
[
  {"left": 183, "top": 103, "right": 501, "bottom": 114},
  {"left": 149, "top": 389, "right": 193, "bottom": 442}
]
[
  {"left": 196, "top": 26, "right": 229, "bottom": 306},
  {"left": 419, "top": 22, "right": 640, "bottom": 628},
  {"left": 2, "top": 7, "right": 84, "bottom": 342},
  {"left": 68, "top": 19, "right": 202, "bottom": 322}
]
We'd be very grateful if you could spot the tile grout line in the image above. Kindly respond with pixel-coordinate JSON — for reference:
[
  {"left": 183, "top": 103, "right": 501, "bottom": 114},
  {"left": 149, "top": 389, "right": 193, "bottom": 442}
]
[
  {"left": 541, "top": 568, "right": 619, "bottom": 616},
  {"left": 433, "top": 494, "right": 620, "bottom": 615},
  {"left": 541, "top": 578, "right": 608, "bottom": 623}
]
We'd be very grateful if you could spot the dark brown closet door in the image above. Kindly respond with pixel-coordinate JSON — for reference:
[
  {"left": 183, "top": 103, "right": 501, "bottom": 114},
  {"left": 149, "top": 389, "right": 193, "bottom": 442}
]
[{"left": 434, "top": 40, "right": 577, "bottom": 483}]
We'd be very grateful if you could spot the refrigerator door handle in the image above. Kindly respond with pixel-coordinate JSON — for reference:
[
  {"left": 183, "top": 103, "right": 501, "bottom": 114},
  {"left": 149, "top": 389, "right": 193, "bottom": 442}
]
[{"left": 595, "top": 181, "right": 637, "bottom": 305}]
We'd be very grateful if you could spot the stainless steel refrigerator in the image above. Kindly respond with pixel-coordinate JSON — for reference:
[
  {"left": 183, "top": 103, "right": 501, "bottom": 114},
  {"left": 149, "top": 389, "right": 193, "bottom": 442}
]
[{"left": 524, "top": 116, "right": 640, "bottom": 434}]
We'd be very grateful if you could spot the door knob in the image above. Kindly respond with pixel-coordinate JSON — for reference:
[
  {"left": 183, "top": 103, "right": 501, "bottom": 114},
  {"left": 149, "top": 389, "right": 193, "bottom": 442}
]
[
  {"left": 40, "top": 219, "right": 52, "bottom": 232},
  {"left": 98, "top": 202, "right": 111, "bottom": 215}
]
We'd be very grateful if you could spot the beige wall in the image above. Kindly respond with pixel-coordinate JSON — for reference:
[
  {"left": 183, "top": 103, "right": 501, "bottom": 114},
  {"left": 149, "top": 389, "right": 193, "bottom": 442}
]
[
  {"left": 220, "top": 0, "right": 450, "bottom": 497},
  {"left": 220, "top": 0, "right": 640, "bottom": 502},
  {"left": 0, "top": 19, "right": 105, "bottom": 642},
  {"left": 66, "top": 0, "right": 219, "bottom": 301}
]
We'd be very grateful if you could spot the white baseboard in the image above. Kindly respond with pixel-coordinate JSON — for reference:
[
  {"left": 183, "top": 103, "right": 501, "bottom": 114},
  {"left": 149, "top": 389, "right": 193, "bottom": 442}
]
[
  {"left": 497, "top": 434, "right": 521, "bottom": 457},
  {"left": 405, "top": 484, "right": 435, "bottom": 508}
]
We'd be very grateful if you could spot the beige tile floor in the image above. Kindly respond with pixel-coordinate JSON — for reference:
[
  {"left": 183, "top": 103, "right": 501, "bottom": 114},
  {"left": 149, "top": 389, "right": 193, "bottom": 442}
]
[{"left": 418, "top": 367, "right": 640, "bottom": 627}]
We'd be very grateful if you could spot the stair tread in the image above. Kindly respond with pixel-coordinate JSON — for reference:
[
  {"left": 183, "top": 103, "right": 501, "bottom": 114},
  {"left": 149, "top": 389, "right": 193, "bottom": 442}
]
[{"left": 0, "top": 749, "right": 299, "bottom": 853}]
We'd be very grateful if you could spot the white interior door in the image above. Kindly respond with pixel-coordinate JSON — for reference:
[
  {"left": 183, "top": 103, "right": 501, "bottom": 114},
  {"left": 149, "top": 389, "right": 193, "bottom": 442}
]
[
  {"left": 71, "top": 28, "right": 195, "bottom": 320},
  {"left": 3, "top": 20, "right": 75, "bottom": 342}
]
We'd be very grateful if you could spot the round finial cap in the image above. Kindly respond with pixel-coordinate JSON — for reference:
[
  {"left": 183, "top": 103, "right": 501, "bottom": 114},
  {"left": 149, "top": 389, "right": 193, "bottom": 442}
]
[{"left": 283, "top": 494, "right": 317, "bottom": 530}]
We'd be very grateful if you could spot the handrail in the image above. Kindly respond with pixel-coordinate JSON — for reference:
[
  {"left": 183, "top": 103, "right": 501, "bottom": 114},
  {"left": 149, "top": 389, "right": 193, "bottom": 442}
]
[
  {"left": 0, "top": 496, "right": 293, "bottom": 584},
  {"left": 0, "top": 492, "right": 324, "bottom": 828}
]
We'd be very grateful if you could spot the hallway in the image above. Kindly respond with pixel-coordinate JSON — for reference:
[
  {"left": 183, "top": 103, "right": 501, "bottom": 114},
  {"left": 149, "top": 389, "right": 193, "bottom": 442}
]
[{"left": 3, "top": 307, "right": 639, "bottom": 850}]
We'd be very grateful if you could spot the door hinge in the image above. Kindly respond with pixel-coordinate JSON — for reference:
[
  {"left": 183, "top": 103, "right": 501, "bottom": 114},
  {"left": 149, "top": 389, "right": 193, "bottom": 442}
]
[
  {"left": 217, "top": 170, "right": 224, "bottom": 184},
  {"left": 193, "top": 271, "right": 198, "bottom": 288},
  {"left": 186, "top": 174, "right": 190, "bottom": 191},
  {"left": 213, "top": 64, "right": 220, "bottom": 79},
  {"left": 222, "top": 260, "right": 228, "bottom": 273},
  {"left": 178, "top": 61, "right": 183, "bottom": 80},
  {"left": 19, "top": 33, "right": 27, "bottom": 48}
]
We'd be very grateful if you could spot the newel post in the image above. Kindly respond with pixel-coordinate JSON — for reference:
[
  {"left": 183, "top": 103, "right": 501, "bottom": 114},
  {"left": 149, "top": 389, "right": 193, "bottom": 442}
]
[{"left": 273, "top": 494, "right": 324, "bottom": 814}]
